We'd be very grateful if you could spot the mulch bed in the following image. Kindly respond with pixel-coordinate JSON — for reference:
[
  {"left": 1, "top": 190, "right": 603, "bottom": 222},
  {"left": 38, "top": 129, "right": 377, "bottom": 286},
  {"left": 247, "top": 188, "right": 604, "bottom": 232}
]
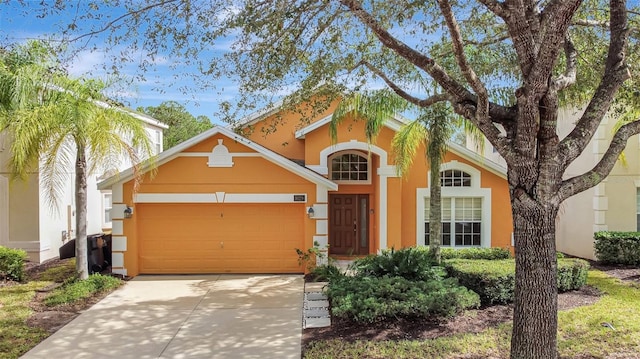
[
  {"left": 5, "top": 257, "right": 640, "bottom": 351},
  {"left": 303, "top": 263, "right": 639, "bottom": 348},
  {"left": 20, "top": 258, "right": 117, "bottom": 334}
]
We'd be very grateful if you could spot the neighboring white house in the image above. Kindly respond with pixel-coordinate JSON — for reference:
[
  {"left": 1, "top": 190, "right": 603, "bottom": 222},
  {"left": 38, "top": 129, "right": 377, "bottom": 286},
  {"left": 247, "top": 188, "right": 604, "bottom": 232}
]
[
  {"left": 0, "top": 109, "right": 168, "bottom": 263},
  {"left": 467, "top": 107, "right": 640, "bottom": 260}
]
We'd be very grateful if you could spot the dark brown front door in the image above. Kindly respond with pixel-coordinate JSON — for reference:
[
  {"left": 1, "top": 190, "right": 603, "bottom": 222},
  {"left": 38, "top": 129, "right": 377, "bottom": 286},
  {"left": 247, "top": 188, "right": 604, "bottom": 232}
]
[{"left": 329, "top": 194, "right": 369, "bottom": 255}]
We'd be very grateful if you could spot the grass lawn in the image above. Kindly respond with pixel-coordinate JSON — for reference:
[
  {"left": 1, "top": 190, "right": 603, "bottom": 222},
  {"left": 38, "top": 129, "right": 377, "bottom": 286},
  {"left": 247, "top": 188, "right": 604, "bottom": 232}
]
[
  {"left": 304, "top": 270, "right": 640, "bottom": 359},
  {"left": 0, "top": 280, "right": 50, "bottom": 358},
  {"left": 0, "top": 259, "right": 123, "bottom": 359}
]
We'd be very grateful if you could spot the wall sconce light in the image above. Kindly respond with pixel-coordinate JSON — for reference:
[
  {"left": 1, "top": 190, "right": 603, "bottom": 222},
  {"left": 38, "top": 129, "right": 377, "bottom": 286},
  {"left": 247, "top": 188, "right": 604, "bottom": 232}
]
[
  {"left": 124, "top": 206, "right": 133, "bottom": 219},
  {"left": 307, "top": 206, "right": 315, "bottom": 218}
]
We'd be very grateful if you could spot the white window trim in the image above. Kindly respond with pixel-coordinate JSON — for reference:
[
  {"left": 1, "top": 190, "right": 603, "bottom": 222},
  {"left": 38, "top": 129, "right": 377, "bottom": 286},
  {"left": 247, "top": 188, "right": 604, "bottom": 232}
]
[
  {"left": 328, "top": 150, "right": 372, "bottom": 184},
  {"left": 102, "top": 192, "right": 113, "bottom": 228},
  {"left": 308, "top": 140, "right": 398, "bottom": 251},
  {"left": 428, "top": 160, "right": 481, "bottom": 189},
  {"left": 417, "top": 161, "right": 491, "bottom": 248}
]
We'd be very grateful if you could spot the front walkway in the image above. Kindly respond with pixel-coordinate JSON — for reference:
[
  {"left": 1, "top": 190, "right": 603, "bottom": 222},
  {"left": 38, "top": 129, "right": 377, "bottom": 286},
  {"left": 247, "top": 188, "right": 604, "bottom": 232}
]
[{"left": 21, "top": 275, "right": 304, "bottom": 359}]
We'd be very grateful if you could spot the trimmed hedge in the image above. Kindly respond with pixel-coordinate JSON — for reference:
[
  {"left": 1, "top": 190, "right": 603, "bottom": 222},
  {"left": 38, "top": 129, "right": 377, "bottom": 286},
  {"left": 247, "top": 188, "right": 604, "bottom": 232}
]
[
  {"left": 557, "top": 258, "right": 590, "bottom": 292},
  {"left": 444, "top": 258, "right": 590, "bottom": 305},
  {"left": 351, "top": 247, "right": 445, "bottom": 281},
  {"left": 594, "top": 231, "right": 640, "bottom": 266},
  {"left": 439, "top": 247, "right": 512, "bottom": 260},
  {"left": 0, "top": 246, "right": 28, "bottom": 282},
  {"left": 327, "top": 275, "right": 480, "bottom": 323}
]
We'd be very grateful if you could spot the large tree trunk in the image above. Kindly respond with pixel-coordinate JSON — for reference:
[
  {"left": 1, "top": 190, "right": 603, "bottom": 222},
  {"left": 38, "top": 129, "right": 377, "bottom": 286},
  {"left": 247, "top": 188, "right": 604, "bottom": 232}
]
[
  {"left": 510, "top": 200, "right": 559, "bottom": 359},
  {"left": 75, "top": 144, "right": 89, "bottom": 280}
]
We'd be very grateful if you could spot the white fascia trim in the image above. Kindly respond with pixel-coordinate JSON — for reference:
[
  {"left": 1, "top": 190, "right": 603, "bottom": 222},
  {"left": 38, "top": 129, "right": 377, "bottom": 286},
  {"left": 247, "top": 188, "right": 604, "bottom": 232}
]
[
  {"left": 229, "top": 100, "right": 285, "bottom": 128},
  {"left": 447, "top": 142, "right": 507, "bottom": 179},
  {"left": 308, "top": 165, "right": 328, "bottom": 175},
  {"left": 134, "top": 193, "right": 310, "bottom": 204},
  {"left": 123, "top": 109, "right": 170, "bottom": 129},
  {"left": 98, "top": 126, "right": 337, "bottom": 191},
  {"left": 91, "top": 99, "right": 169, "bottom": 129},
  {"left": 364, "top": 113, "right": 506, "bottom": 179},
  {"left": 294, "top": 115, "right": 333, "bottom": 139},
  {"left": 295, "top": 114, "right": 406, "bottom": 140},
  {"left": 416, "top": 187, "right": 492, "bottom": 248}
]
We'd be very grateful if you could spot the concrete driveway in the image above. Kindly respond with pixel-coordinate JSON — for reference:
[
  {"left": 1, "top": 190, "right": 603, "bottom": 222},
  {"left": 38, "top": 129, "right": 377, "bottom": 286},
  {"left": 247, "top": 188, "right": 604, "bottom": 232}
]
[{"left": 21, "top": 274, "right": 304, "bottom": 359}]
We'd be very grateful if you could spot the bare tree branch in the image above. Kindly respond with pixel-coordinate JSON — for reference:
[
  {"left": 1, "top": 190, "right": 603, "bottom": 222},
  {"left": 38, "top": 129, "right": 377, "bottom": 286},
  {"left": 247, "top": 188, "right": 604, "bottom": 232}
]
[
  {"left": 358, "top": 61, "right": 450, "bottom": 107},
  {"left": 557, "top": 119, "right": 640, "bottom": 202},
  {"left": 573, "top": 18, "right": 610, "bottom": 27},
  {"left": 66, "top": 0, "right": 180, "bottom": 43},
  {"left": 464, "top": 33, "right": 509, "bottom": 47},
  {"left": 356, "top": 59, "right": 516, "bottom": 126},
  {"left": 436, "top": 0, "right": 489, "bottom": 121},
  {"left": 338, "top": 0, "right": 516, "bottom": 156},
  {"left": 551, "top": 35, "right": 577, "bottom": 91},
  {"left": 559, "top": 0, "right": 631, "bottom": 169},
  {"left": 476, "top": 0, "right": 508, "bottom": 18},
  {"left": 337, "top": 0, "right": 473, "bottom": 103}
]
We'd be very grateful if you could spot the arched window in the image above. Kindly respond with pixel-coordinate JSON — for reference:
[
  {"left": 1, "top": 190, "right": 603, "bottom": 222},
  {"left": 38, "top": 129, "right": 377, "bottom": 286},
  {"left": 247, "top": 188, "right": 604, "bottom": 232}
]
[
  {"left": 329, "top": 151, "right": 370, "bottom": 183},
  {"left": 440, "top": 169, "right": 472, "bottom": 187},
  {"left": 418, "top": 161, "right": 490, "bottom": 248}
]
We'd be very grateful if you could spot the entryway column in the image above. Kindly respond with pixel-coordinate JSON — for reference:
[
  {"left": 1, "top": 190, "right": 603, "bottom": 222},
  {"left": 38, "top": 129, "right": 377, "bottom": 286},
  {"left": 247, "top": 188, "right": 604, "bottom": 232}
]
[{"left": 311, "top": 185, "right": 329, "bottom": 265}]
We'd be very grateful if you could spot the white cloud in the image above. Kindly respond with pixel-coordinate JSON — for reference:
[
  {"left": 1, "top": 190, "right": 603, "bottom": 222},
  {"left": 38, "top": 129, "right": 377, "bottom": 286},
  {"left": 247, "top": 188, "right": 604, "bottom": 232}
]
[{"left": 65, "top": 49, "right": 108, "bottom": 77}]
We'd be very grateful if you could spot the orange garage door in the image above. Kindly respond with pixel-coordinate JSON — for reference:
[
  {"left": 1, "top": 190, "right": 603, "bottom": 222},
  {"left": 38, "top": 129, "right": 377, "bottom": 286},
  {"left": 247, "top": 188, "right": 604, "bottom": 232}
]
[{"left": 137, "top": 203, "right": 305, "bottom": 274}]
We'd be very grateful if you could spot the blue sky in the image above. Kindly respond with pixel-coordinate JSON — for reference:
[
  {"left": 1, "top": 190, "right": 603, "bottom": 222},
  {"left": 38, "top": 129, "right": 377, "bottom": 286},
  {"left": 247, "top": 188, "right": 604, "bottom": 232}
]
[{"left": 0, "top": 2, "right": 235, "bottom": 125}]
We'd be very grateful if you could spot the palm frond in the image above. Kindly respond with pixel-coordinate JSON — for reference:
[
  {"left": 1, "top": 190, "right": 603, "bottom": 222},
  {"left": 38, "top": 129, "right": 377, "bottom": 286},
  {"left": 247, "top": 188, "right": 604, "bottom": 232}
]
[
  {"left": 391, "top": 120, "right": 428, "bottom": 176},
  {"left": 330, "top": 89, "right": 409, "bottom": 144}
]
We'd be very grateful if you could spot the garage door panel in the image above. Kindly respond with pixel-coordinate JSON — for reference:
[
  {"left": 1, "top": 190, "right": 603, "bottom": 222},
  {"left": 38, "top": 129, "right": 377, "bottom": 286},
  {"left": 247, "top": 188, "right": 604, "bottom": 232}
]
[{"left": 137, "top": 203, "right": 305, "bottom": 274}]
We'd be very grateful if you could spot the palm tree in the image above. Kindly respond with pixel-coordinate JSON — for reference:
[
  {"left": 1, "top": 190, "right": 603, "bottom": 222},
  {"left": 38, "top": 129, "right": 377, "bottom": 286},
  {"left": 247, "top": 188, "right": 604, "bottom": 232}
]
[
  {"left": 0, "top": 42, "right": 154, "bottom": 279},
  {"left": 330, "top": 90, "right": 456, "bottom": 263}
]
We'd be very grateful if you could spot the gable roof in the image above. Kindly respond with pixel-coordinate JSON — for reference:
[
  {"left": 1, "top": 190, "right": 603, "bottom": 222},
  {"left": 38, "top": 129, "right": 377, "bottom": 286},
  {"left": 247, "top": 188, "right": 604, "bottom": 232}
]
[
  {"left": 292, "top": 112, "right": 507, "bottom": 179},
  {"left": 97, "top": 125, "right": 338, "bottom": 191}
]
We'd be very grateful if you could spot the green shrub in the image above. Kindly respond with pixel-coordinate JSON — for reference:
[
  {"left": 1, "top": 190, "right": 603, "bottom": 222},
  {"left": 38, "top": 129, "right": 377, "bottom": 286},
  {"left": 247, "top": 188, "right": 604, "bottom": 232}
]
[
  {"left": 45, "top": 274, "right": 122, "bottom": 306},
  {"left": 350, "top": 247, "right": 445, "bottom": 281},
  {"left": 445, "top": 258, "right": 591, "bottom": 305},
  {"left": 310, "top": 264, "right": 343, "bottom": 282},
  {"left": 444, "top": 259, "right": 515, "bottom": 305},
  {"left": 594, "top": 231, "right": 640, "bottom": 265},
  {"left": 327, "top": 275, "right": 480, "bottom": 323},
  {"left": 0, "top": 246, "right": 28, "bottom": 282},
  {"left": 557, "top": 258, "right": 590, "bottom": 291},
  {"left": 439, "top": 247, "right": 512, "bottom": 260}
]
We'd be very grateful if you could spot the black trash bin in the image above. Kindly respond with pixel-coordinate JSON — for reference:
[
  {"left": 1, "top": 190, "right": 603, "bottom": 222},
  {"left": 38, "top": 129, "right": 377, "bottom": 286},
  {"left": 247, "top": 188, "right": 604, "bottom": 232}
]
[
  {"left": 87, "top": 233, "right": 105, "bottom": 274},
  {"left": 59, "top": 233, "right": 107, "bottom": 273},
  {"left": 102, "top": 234, "right": 112, "bottom": 269}
]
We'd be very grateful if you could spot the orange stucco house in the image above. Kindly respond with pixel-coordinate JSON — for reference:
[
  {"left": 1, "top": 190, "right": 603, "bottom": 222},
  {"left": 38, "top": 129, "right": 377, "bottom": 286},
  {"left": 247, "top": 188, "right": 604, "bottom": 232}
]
[{"left": 98, "top": 101, "right": 513, "bottom": 277}]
